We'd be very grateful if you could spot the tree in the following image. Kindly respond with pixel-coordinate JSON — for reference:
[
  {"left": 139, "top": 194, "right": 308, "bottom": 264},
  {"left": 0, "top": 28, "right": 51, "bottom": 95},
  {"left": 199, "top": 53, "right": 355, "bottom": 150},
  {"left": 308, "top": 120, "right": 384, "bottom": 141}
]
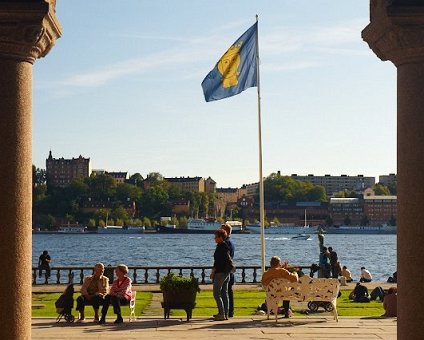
[
  {"left": 140, "top": 185, "right": 169, "bottom": 218},
  {"left": 46, "top": 214, "right": 56, "bottom": 229},
  {"left": 94, "top": 209, "right": 108, "bottom": 223},
  {"left": 262, "top": 172, "right": 327, "bottom": 203},
  {"left": 178, "top": 216, "right": 188, "bottom": 227},
  {"left": 87, "top": 174, "right": 116, "bottom": 200},
  {"left": 115, "top": 183, "right": 142, "bottom": 203},
  {"left": 171, "top": 216, "right": 179, "bottom": 227},
  {"left": 88, "top": 219, "right": 96, "bottom": 227},
  {"left": 143, "top": 216, "right": 151, "bottom": 227},
  {"left": 32, "top": 165, "right": 47, "bottom": 186},
  {"left": 272, "top": 217, "right": 280, "bottom": 225},
  {"left": 128, "top": 173, "right": 144, "bottom": 187},
  {"left": 373, "top": 183, "right": 391, "bottom": 196},
  {"left": 133, "top": 218, "right": 143, "bottom": 226},
  {"left": 113, "top": 206, "right": 129, "bottom": 221}
]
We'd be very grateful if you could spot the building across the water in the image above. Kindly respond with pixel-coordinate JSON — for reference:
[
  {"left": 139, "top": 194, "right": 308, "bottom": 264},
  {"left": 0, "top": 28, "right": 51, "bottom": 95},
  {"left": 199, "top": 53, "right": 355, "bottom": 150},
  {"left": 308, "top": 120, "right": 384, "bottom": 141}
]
[
  {"left": 379, "top": 173, "right": 397, "bottom": 188},
  {"left": 164, "top": 176, "right": 216, "bottom": 193},
  {"left": 46, "top": 151, "right": 91, "bottom": 188},
  {"left": 290, "top": 173, "right": 375, "bottom": 196}
]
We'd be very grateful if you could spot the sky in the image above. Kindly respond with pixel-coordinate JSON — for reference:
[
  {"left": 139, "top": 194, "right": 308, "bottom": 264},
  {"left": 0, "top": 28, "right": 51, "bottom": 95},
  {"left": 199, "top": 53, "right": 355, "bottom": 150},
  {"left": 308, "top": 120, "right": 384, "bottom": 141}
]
[{"left": 32, "top": 1, "right": 397, "bottom": 188}]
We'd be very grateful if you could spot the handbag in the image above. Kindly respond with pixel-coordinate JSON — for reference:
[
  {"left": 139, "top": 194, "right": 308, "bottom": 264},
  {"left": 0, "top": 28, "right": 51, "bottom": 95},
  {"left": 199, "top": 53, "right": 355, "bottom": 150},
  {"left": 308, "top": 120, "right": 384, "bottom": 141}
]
[{"left": 225, "top": 251, "right": 236, "bottom": 273}]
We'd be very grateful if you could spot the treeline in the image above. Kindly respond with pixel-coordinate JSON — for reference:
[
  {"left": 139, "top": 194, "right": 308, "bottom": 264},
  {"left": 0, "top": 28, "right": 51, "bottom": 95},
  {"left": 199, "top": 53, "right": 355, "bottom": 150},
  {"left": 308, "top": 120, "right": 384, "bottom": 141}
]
[
  {"left": 32, "top": 167, "right": 217, "bottom": 228},
  {"left": 32, "top": 167, "right": 396, "bottom": 228},
  {"left": 262, "top": 173, "right": 328, "bottom": 203}
]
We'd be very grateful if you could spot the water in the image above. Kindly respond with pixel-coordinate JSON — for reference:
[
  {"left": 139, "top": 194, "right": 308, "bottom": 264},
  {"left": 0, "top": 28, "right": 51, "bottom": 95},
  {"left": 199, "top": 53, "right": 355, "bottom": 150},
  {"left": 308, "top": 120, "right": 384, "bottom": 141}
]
[{"left": 32, "top": 233, "right": 396, "bottom": 282}]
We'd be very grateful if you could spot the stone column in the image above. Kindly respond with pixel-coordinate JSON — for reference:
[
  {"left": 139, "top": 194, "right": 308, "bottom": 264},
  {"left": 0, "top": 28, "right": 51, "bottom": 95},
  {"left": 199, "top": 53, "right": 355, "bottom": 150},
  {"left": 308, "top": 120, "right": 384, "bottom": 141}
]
[
  {"left": 362, "top": 1, "right": 424, "bottom": 339},
  {"left": 0, "top": 1, "right": 61, "bottom": 339}
]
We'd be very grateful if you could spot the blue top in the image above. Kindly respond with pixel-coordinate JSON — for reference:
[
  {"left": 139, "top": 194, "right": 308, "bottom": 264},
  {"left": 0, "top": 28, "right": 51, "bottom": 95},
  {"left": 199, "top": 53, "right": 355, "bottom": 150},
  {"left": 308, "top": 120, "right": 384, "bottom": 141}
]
[{"left": 226, "top": 236, "right": 235, "bottom": 259}]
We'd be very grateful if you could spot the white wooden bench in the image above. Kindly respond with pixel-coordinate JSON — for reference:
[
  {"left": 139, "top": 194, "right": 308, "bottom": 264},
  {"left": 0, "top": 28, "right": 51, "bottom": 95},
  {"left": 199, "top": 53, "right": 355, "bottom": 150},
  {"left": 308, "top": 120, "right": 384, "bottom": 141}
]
[{"left": 265, "top": 277, "right": 340, "bottom": 322}]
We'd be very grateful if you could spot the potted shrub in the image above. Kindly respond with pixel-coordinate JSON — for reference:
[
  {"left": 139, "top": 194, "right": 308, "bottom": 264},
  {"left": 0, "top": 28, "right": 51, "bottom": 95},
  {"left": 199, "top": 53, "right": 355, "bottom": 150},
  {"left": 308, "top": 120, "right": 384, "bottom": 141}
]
[{"left": 160, "top": 272, "right": 200, "bottom": 306}]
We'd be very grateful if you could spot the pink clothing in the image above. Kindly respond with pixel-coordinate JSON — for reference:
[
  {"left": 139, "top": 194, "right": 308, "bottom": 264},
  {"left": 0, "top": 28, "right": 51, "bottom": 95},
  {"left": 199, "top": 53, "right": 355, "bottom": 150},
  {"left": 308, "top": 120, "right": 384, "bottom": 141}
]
[{"left": 110, "top": 276, "right": 132, "bottom": 301}]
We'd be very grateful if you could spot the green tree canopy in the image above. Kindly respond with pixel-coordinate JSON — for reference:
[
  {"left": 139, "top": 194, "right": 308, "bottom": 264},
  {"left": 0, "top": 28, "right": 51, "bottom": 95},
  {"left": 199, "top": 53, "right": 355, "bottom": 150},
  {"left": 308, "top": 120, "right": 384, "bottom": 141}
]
[
  {"left": 373, "top": 183, "right": 391, "bottom": 196},
  {"left": 263, "top": 173, "right": 327, "bottom": 203}
]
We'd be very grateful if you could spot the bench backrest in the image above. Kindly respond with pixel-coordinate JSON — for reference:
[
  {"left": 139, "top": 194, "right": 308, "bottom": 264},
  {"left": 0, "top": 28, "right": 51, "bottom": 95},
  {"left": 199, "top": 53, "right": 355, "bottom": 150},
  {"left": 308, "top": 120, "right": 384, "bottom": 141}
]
[{"left": 266, "top": 276, "right": 340, "bottom": 302}]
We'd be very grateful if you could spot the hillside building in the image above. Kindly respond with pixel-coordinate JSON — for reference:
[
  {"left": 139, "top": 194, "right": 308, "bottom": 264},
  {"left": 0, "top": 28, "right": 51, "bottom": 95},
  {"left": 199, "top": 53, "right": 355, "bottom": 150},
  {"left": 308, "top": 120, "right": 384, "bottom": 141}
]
[{"left": 46, "top": 151, "right": 91, "bottom": 188}]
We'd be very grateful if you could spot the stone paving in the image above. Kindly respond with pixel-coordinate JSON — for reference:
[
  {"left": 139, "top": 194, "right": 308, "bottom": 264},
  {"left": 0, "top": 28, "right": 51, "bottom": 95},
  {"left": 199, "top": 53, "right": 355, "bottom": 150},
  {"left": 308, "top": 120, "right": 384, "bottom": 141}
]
[{"left": 32, "top": 316, "right": 397, "bottom": 340}]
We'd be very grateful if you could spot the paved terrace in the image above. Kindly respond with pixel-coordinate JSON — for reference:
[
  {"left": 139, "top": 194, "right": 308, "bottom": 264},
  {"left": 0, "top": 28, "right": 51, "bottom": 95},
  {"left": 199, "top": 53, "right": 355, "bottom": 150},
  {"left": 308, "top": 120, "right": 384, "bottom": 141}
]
[
  {"left": 32, "top": 282, "right": 397, "bottom": 339},
  {"left": 32, "top": 316, "right": 397, "bottom": 339}
]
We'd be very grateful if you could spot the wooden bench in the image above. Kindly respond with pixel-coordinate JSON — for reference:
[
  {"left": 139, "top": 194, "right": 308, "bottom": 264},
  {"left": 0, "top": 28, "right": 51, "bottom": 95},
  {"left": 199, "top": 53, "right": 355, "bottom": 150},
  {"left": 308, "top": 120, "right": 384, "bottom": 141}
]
[{"left": 265, "top": 277, "right": 340, "bottom": 322}]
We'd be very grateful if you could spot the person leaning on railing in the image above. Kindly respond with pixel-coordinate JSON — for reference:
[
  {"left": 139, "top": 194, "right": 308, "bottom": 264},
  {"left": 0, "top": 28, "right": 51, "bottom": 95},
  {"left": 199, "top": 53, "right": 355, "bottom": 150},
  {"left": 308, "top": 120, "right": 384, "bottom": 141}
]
[{"left": 261, "top": 256, "right": 298, "bottom": 318}]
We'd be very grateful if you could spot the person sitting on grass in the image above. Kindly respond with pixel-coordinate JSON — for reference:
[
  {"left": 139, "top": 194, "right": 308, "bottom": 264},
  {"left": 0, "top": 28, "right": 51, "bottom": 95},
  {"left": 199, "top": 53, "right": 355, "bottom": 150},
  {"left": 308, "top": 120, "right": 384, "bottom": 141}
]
[
  {"left": 349, "top": 282, "right": 370, "bottom": 302},
  {"left": 99, "top": 264, "right": 132, "bottom": 324},
  {"left": 76, "top": 262, "right": 109, "bottom": 322},
  {"left": 262, "top": 256, "right": 299, "bottom": 318},
  {"left": 360, "top": 267, "right": 372, "bottom": 282},
  {"left": 382, "top": 287, "right": 397, "bottom": 317}
]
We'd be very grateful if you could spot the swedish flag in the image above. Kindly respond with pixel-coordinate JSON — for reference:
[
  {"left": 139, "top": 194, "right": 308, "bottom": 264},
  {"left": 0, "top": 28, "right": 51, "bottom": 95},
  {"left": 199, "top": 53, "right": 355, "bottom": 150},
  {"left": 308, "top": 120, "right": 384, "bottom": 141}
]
[{"left": 202, "top": 22, "right": 258, "bottom": 102}]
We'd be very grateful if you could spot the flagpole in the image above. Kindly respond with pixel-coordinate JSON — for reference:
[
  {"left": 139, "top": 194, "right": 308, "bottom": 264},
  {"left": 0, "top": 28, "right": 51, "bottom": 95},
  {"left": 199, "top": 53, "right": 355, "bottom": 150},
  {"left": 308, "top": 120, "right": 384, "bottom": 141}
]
[{"left": 255, "top": 14, "right": 266, "bottom": 275}]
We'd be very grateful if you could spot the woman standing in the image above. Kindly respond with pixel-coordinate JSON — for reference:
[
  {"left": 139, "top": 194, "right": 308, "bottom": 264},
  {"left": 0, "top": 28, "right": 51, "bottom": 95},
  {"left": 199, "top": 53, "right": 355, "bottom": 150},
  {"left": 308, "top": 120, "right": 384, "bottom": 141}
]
[
  {"left": 99, "top": 264, "right": 132, "bottom": 324},
  {"left": 210, "top": 229, "right": 231, "bottom": 321}
]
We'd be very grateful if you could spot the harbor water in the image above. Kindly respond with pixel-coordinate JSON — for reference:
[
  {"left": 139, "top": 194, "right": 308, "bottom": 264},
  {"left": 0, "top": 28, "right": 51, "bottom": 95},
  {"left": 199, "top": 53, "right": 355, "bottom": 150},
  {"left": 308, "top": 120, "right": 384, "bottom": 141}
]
[{"left": 32, "top": 233, "right": 396, "bottom": 282}]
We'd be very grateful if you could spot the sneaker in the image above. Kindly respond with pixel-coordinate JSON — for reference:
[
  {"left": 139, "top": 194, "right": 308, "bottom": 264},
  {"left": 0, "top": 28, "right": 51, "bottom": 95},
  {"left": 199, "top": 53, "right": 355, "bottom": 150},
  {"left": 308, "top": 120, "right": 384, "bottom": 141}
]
[
  {"left": 213, "top": 314, "right": 226, "bottom": 321},
  {"left": 76, "top": 318, "right": 86, "bottom": 323},
  {"left": 98, "top": 318, "right": 106, "bottom": 324}
]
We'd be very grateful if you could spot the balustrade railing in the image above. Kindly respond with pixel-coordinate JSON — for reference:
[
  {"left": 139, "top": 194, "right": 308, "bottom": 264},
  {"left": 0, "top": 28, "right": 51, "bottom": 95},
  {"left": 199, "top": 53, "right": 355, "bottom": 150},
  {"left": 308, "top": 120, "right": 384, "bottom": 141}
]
[{"left": 32, "top": 265, "right": 315, "bottom": 285}]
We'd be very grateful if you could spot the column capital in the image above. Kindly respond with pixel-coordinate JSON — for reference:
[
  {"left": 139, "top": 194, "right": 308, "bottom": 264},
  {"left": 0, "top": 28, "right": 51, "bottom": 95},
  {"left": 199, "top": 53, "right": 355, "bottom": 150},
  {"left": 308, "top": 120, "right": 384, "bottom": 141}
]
[
  {"left": 362, "top": 0, "right": 424, "bottom": 66},
  {"left": 0, "top": 0, "right": 62, "bottom": 64}
]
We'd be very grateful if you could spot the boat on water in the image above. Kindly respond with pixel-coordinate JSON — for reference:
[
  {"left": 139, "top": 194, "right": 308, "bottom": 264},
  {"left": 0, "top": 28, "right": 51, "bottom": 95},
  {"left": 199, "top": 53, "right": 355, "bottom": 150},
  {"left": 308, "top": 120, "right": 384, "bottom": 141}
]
[
  {"left": 187, "top": 218, "right": 221, "bottom": 231},
  {"left": 96, "top": 225, "right": 145, "bottom": 234},
  {"left": 291, "top": 234, "right": 312, "bottom": 240},
  {"left": 246, "top": 224, "right": 317, "bottom": 234},
  {"left": 155, "top": 218, "right": 246, "bottom": 234},
  {"left": 58, "top": 225, "right": 87, "bottom": 234},
  {"left": 247, "top": 209, "right": 317, "bottom": 234},
  {"left": 325, "top": 224, "right": 396, "bottom": 235}
]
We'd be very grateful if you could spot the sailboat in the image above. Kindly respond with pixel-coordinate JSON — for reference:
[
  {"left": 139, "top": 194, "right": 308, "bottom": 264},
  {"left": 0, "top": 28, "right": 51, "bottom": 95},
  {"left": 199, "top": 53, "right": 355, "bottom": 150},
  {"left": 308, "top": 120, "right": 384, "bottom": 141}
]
[{"left": 291, "top": 210, "right": 312, "bottom": 240}]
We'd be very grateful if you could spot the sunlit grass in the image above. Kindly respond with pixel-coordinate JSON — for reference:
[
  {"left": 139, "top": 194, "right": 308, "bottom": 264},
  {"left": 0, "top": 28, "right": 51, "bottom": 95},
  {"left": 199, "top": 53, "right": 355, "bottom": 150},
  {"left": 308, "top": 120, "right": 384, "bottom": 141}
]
[
  {"left": 32, "top": 292, "right": 152, "bottom": 318},
  {"left": 170, "top": 289, "right": 385, "bottom": 317},
  {"left": 32, "top": 289, "right": 385, "bottom": 318}
]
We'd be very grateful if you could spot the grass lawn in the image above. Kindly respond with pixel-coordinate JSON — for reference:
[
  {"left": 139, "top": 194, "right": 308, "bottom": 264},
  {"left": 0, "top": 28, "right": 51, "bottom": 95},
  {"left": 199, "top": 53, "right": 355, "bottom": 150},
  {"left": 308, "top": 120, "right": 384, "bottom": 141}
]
[
  {"left": 32, "top": 292, "right": 152, "bottom": 318},
  {"left": 32, "top": 289, "right": 385, "bottom": 318},
  {"left": 170, "top": 289, "right": 385, "bottom": 317}
]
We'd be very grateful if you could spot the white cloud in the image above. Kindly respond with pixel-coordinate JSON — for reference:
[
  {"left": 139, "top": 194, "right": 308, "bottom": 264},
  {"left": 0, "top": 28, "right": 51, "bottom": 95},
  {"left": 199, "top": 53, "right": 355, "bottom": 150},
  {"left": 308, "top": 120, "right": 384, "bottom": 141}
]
[{"left": 45, "top": 18, "right": 367, "bottom": 90}]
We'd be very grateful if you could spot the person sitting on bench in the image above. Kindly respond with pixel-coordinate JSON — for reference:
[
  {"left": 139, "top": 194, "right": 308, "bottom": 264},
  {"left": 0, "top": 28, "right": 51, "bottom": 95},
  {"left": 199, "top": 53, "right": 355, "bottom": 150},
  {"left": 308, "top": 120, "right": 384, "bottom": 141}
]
[{"left": 76, "top": 263, "right": 109, "bottom": 322}]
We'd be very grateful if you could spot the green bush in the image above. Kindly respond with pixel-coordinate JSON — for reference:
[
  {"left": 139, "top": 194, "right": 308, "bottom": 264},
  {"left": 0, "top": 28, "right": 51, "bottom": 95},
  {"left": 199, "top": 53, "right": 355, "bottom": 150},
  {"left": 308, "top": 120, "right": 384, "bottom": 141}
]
[{"left": 159, "top": 272, "right": 200, "bottom": 293}]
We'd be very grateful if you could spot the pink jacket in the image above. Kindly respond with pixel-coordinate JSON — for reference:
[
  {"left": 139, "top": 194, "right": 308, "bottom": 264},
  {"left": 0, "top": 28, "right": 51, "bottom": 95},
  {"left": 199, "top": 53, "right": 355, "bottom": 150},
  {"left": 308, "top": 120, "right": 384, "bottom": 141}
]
[{"left": 110, "top": 276, "right": 132, "bottom": 301}]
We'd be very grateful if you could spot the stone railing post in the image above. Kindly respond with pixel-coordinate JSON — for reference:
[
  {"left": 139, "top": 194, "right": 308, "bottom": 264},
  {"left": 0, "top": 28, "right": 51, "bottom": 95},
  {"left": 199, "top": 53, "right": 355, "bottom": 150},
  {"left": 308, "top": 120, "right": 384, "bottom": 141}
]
[
  {"left": 0, "top": 1, "right": 61, "bottom": 339},
  {"left": 362, "top": 1, "right": 424, "bottom": 338}
]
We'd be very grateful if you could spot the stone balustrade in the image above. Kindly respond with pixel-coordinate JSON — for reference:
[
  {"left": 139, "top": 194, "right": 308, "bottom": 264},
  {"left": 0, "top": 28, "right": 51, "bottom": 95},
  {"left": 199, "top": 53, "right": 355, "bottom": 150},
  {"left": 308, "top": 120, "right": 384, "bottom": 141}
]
[{"left": 32, "top": 265, "right": 315, "bottom": 285}]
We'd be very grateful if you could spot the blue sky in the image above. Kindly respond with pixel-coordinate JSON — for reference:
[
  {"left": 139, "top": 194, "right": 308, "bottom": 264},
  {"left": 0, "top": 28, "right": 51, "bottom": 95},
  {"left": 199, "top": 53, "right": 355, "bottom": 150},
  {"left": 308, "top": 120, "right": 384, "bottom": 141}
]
[{"left": 33, "top": 1, "right": 396, "bottom": 188}]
